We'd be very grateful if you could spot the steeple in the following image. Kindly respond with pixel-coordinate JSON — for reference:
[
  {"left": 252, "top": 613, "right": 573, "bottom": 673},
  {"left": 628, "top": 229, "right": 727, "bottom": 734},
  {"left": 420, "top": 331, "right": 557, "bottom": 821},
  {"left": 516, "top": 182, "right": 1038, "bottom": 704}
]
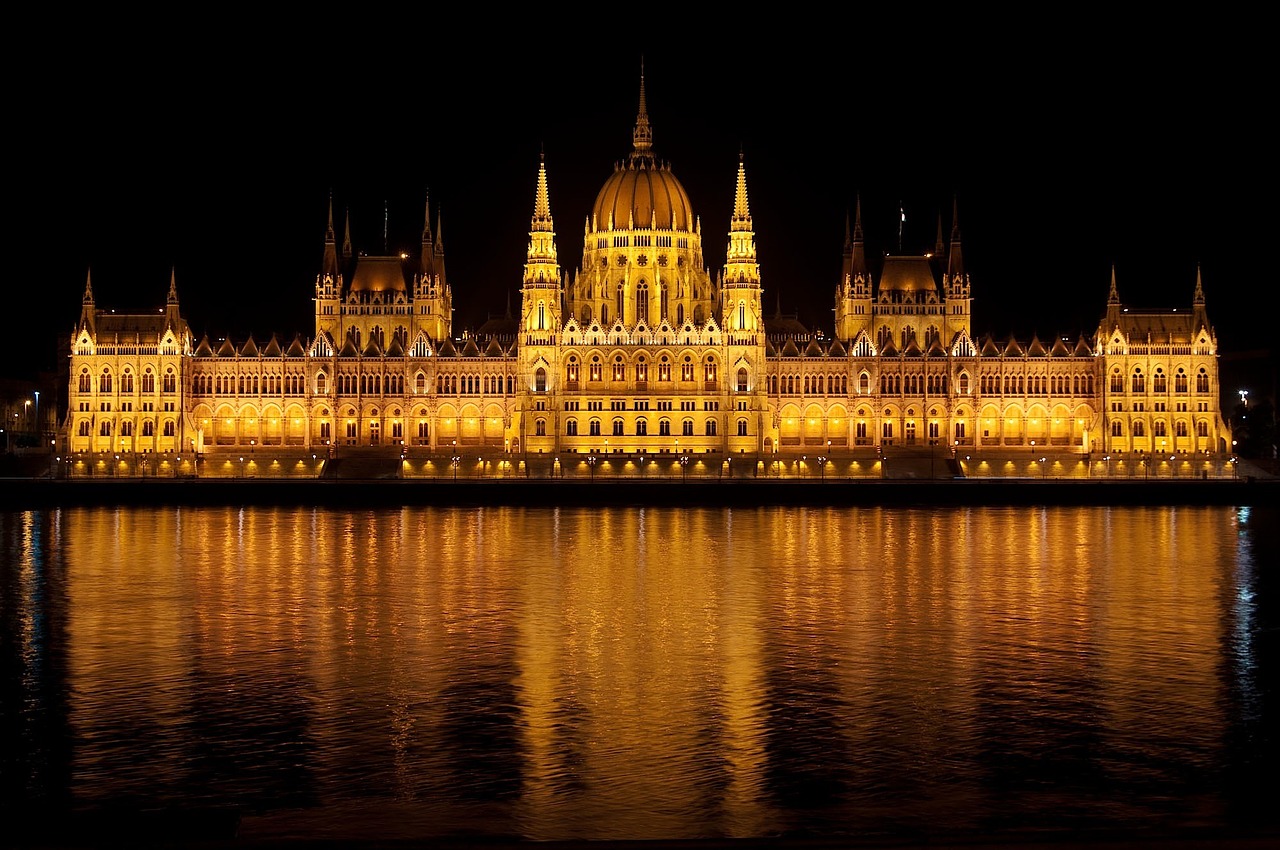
[
  {"left": 946, "top": 196, "right": 964, "bottom": 279},
  {"left": 721, "top": 152, "right": 762, "bottom": 334},
  {"left": 419, "top": 190, "right": 437, "bottom": 281},
  {"left": 165, "top": 266, "right": 182, "bottom": 331},
  {"left": 79, "top": 267, "right": 96, "bottom": 337},
  {"left": 631, "top": 57, "right": 653, "bottom": 160},
  {"left": 520, "top": 152, "right": 562, "bottom": 336},
  {"left": 1192, "top": 264, "right": 1210, "bottom": 334},
  {"left": 1105, "top": 264, "right": 1122, "bottom": 329},
  {"left": 322, "top": 192, "right": 340, "bottom": 281},
  {"left": 835, "top": 196, "right": 872, "bottom": 342}
]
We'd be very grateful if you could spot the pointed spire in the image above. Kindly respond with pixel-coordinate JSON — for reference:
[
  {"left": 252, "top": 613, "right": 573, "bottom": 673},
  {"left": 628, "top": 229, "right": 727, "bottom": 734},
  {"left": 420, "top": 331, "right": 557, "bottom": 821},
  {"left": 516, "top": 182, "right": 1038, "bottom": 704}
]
[
  {"left": 946, "top": 196, "right": 964, "bottom": 278},
  {"left": 532, "top": 150, "right": 553, "bottom": 228},
  {"left": 326, "top": 191, "right": 336, "bottom": 242},
  {"left": 1193, "top": 264, "right": 1205, "bottom": 305},
  {"left": 420, "top": 190, "right": 437, "bottom": 281},
  {"left": 342, "top": 208, "right": 353, "bottom": 258},
  {"left": 167, "top": 266, "right": 179, "bottom": 304},
  {"left": 322, "top": 195, "right": 340, "bottom": 280},
  {"left": 632, "top": 56, "right": 652, "bottom": 155},
  {"left": 732, "top": 149, "right": 751, "bottom": 221},
  {"left": 1108, "top": 265, "right": 1120, "bottom": 305},
  {"left": 850, "top": 195, "right": 868, "bottom": 278},
  {"left": 934, "top": 211, "right": 945, "bottom": 258},
  {"left": 82, "top": 267, "right": 94, "bottom": 303}
]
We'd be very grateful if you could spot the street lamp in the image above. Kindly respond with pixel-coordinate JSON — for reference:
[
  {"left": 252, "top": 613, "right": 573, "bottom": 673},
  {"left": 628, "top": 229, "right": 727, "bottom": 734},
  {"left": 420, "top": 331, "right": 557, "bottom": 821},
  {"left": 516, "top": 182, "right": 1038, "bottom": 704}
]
[
  {"left": 33, "top": 391, "right": 40, "bottom": 439},
  {"left": 587, "top": 454, "right": 597, "bottom": 481},
  {"left": 817, "top": 455, "right": 827, "bottom": 481},
  {"left": 451, "top": 453, "right": 460, "bottom": 480},
  {"left": 679, "top": 453, "right": 689, "bottom": 481},
  {"left": 1239, "top": 389, "right": 1249, "bottom": 408}
]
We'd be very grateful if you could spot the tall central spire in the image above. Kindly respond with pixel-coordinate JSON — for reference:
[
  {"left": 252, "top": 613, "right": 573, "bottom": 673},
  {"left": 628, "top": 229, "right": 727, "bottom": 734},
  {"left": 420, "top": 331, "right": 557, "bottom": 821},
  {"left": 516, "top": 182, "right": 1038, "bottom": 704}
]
[{"left": 630, "top": 57, "right": 653, "bottom": 162}]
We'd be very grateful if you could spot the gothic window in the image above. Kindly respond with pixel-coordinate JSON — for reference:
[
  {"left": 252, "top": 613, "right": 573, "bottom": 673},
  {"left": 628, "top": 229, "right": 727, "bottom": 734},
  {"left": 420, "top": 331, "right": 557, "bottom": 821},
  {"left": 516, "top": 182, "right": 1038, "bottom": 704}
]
[
  {"left": 538, "top": 302, "right": 546, "bottom": 330},
  {"left": 120, "top": 420, "right": 133, "bottom": 437},
  {"left": 1110, "top": 370, "right": 1124, "bottom": 393},
  {"left": 566, "top": 358, "right": 579, "bottom": 384},
  {"left": 1197, "top": 420, "right": 1208, "bottom": 437},
  {"left": 616, "top": 283, "right": 624, "bottom": 323},
  {"left": 142, "top": 371, "right": 155, "bottom": 393},
  {"left": 637, "top": 281, "right": 649, "bottom": 323},
  {"left": 677, "top": 304, "right": 684, "bottom": 325},
  {"left": 613, "top": 356, "right": 625, "bottom": 381},
  {"left": 682, "top": 357, "right": 694, "bottom": 382},
  {"left": 99, "top": 421, "right": 112, "bottom": 437},
  {"left": 590, "top": 356, "right": 602, "bottom": 382},
  {"left": 535, "top": 367, "right": 547, "bottom": 393},
  {"left": 601, "top": 305, "right": 609, "bottom": 325},
  {"left": 100, "top": 369, "right": 112, "bottom": 393},
  {"left": 737, "top": 367, "right": 748, "bottom": 392},
  {"left": 77, "top": 420, "right": 90, "bottom": 436},
  {"left": 636, "top": 358, "right": 648, "bottom": 383},
  {"left": 1132, "top": 369, "right": 1145, "bottom": 393},
  {"left": 860, "top": 372, "right": 870, "bottom": 394},
  {"left": 637, "top": 418, "right": 648, "bottom": 436},
  {"left": 659, "top": 419, "right": 671, "bottom": 436},
  {"left": 704, "top": 358, "right": 717, "bottom": 384},
  {"left": 79, "top": 370, "right": 91, "bottom": 393},
  {"left": 1112, "top": 420, "right": 1124, "bottom": 437},
  {"left": 416, "top": 373, "right": 426, "bottom": 394},
  {"left": 163, "top": 420, "right": 175, "bottom": 437},
  {"left": 737, "top": 419, "right": 747, "bottom": 436},
  {"left": 163, "top": 370, "right": 176, "bottom": 393},
  {"left": 143, "top": 420, "right": 154, "bottom": 437},
  {"left": 659, "top": 356, "right": 671, "bottom": 382},
  {"left": 705, "top": 419, "right": 717, "bottom": 436},
  {"left": 1153, "top": 370, "right": 1167, "bottom": 393},
  {"left": 535, "top": 419, "right": 546, "bottom": 437},
  {"left": 661, "top": 284, "right": 669, "bottom": 320},
  {"left": 959, "top": 373, "right": 969, "bottom": 394},
  {"left": 612, "top": 418, "right": 624, "bottom": 436},
  {"left": 121, "top": 371, "right": 133, "bottom": 394},
  {"left": 1154, "top": 420, "right": 1166, "bottom": 438},
  {"left": 1133, "top": 420, "right": 1146, "bottom": 438},
  {"left": 317, "top": 373, "right": 328, "bottom": 394},
  {"left": 589, "top": 419, "right": 601, "bottom": 437},
  {"left": 1176, "top": 420, "right": 1188, "bottom": 438},
  {"left": 566, "top": 419, "right": 578, "bottom": 436},
  {"left": 1196, "top": 370, "right": 1209, "bottom": 393},
  {"left": 1175, "top": 370, "right": 1188, "bottom": 393},
  {"left": 682, "top": 419, "right": 694, "bottom": 436}
]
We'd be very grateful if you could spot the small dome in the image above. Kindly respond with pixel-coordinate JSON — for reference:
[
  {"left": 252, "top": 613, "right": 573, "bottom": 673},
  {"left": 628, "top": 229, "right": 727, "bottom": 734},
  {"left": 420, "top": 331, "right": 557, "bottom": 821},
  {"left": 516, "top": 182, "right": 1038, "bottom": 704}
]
[{"left": 592, "top": 160, "right": 694, "bottom": 232}]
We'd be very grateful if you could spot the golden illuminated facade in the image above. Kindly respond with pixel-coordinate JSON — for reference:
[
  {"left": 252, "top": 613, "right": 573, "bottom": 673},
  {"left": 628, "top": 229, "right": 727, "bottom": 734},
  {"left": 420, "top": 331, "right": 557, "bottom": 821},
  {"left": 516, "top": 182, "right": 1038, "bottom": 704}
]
[{"left": 59, "top": 72, "right": 1233, "bottom": 479}]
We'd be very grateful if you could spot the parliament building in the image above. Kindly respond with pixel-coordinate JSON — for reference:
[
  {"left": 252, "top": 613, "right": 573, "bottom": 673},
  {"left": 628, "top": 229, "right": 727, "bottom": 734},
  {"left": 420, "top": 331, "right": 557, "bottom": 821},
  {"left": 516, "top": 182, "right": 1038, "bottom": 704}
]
[{"left": 59, "top": 74, "right": 1235, "bottom": 480}]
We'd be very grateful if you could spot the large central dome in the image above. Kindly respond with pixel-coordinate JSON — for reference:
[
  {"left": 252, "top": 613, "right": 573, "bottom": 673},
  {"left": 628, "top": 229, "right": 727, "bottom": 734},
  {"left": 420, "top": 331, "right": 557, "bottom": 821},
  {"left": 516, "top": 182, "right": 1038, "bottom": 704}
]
[{"left": 590, "top": 69, "right": 694, "bottom": 233}]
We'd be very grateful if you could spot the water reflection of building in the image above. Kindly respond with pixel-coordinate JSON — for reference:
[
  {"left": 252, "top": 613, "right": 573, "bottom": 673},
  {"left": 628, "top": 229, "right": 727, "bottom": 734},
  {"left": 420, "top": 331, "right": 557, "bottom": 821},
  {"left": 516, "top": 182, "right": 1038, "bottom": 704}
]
[{"left": 59, "top": 68, "right": 1233, "bottom": 480}]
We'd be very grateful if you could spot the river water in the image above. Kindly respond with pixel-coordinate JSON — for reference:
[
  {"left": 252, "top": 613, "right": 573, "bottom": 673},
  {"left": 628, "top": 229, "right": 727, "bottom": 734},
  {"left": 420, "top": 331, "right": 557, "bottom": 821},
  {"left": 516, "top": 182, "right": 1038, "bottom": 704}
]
[{"left": 2, "top": 504, "right": 1277, "bottom": 846}]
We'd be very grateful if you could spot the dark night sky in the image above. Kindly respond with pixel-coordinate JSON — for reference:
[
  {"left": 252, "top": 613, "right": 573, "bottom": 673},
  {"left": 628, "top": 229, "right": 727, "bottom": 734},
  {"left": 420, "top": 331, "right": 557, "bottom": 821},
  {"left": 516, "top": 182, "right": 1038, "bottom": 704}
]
[{"left": 11, "top": 17, "right": 1272, "bottom": 387}]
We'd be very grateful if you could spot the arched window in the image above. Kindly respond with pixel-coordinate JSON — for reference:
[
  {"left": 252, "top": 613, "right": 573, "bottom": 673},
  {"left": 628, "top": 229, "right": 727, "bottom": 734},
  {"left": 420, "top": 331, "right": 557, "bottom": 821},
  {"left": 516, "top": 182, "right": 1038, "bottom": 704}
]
[
  {"left": 737, "top": 419, "right": 748, "bottom": 436},
  {"left": 1197, "top": 420, "right": 1208, "bottom": 437},
  {"left": 100, "top": 421, "right": 112, "bottom": 437},
  {"left": 705, "top": 419, "right": 717, "bottom": 436},
  {"left": 416, "top": 373, "right": 426, "bottom": 394},
  {"left": 535, "top": 367, "right": 547, "bottom": 392},
  {"left": 1133, "top": 420, "right": 1146, "bottom": 438},
  {"left": 613, "top": 355, "right": 625, "bottom": 381},
  {"left": 535, "top": 419, "right": 546, "bottom": 436},
  {"left": 1176, "top": 420, "right": 1188, "bottom": 437},
  {"left": 1112, "top": 420, "right": 1124, "bottom": 437},
  {"left": 590, "top": 356, "right": 602, "bottom": 382},
  {"left": 704, "top": 358, "right": 717, "bottom": 384},
  {"left": 77, "top": 420, "right": 90, "bottom": 436},
  {"left": 682, "top": 419, "right": 694, "bottom": 436},
  {"left": 142, "top": 370, "right": 155, "bottom": 393},
  {"left": 1111, "top": 370, "right": 1124, "bottom": 393},
  {"left": 1153, "top": 370, "right": 1167, "bottom": 393},
  {"left": 660, "top": 284, "right": 669, "bottom": 321},
  {"left": 1175, "top": 370, "right": 1188, "bottom": 393},
  {"left": 566, "top": 419, "right": 578, "bottom": 436},
  {"left": 737, "top": 367, "right": 748, "bottom": 392},
  {"left": 637, "top": 281, "right": 648, "bottom": 323},
  {"left": 100, "top": 369, "right": 112, "bottom": 393},
  {"left": 538, "top": 301, "right": 546, "bottom": 330},
  {"left": 142, "top": 420, "right": 154, "bottom": 437},
  {"left": 589, "top": 419, "right": 601, "bottom": 437},
  {"left": 121, "top": 371, "right": 134, "bottom": 394},
  {"left": 1196, "top": 370, "right": 1209, "bottom": 393},
  {"left": 1131, "top": 369, "right": 1145, "bottom": 393},
  {"left": 163, "top": 420, "right": 175, "bottom": 437},
  {"left": 79, "top": 370, "right": 91, "bottom": 393},
  {"left": 681, "top": 357, "right": 694, "bottom": 382},
  {"left": 659, "top": 419, "right": 671, "bottom": 436},
  {"left": 659, "top": 355, "right": 671, "bottom": 382},
  {"left": 636, "top": 357, "right": 647, "bottom": 383},
  {"left": 1154, "top": 420, "right": 1166, "bottom": 437},
  {"left": 120, "top": 420, "right": 133, "bottom": 437},
  {"left": 163, "top": 370, "right": 176, "bottom": 393},
  {"left": 616, "top": 283, "right": 624, "bottom": 323},
  {"left": 316, "top": 373, "right": 328, "bottom": 394},
  {"left": 612, "top": 418, "right": 624, "bottom": 436},
  {"left": 959, "top": 373, "right": 969, "bottom": 394}
]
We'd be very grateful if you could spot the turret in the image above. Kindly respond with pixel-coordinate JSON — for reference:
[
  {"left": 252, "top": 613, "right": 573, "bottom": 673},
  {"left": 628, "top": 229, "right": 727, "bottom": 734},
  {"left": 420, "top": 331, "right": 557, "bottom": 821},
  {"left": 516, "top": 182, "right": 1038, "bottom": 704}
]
[
  {"left": 78, "top": 267, "right": 96, "bottom": 339},
  {"left": 834, "top": 196, "right": 872, "bottom": 342},
  {"left": 314, "top": 194, "right": 342, "bottom": 341},
  {"left": 520, "top": 153, "right": 562, "bottom": 336},
  {"left": 943, "top": 196, "right": 971, "bottom": 341},
  {"left": 721, "top": 151, "right": 762, "bottom": 336}
]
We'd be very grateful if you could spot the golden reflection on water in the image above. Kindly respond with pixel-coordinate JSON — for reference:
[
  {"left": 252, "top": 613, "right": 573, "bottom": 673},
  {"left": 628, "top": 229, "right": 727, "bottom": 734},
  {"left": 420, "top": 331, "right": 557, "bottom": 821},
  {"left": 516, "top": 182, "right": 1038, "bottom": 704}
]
[{"left": 5, "top": 504, "right": 1258, "bottom": 842}]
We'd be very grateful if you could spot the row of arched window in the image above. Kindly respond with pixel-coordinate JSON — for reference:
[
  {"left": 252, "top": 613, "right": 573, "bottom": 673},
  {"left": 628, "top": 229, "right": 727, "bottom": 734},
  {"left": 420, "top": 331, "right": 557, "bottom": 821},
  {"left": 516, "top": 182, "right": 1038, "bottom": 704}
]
[
  {"left": 78, "top": 368, "right": 176, "bottom": 394},
  {"left": 77, "top": 419, "right": 176, "bottom": 437},
  {"left": 1109, "top": 368, "right": 1210, "bottom": 394},
  {"left": 562, "top": 417, "right": 730, "bottom": 437},
  {"left": 1110, "top": 419, "right": 1210, "bottom": 438},
  {"left": 979, "top": 374, "right": 1097, "bottom": 396}
]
